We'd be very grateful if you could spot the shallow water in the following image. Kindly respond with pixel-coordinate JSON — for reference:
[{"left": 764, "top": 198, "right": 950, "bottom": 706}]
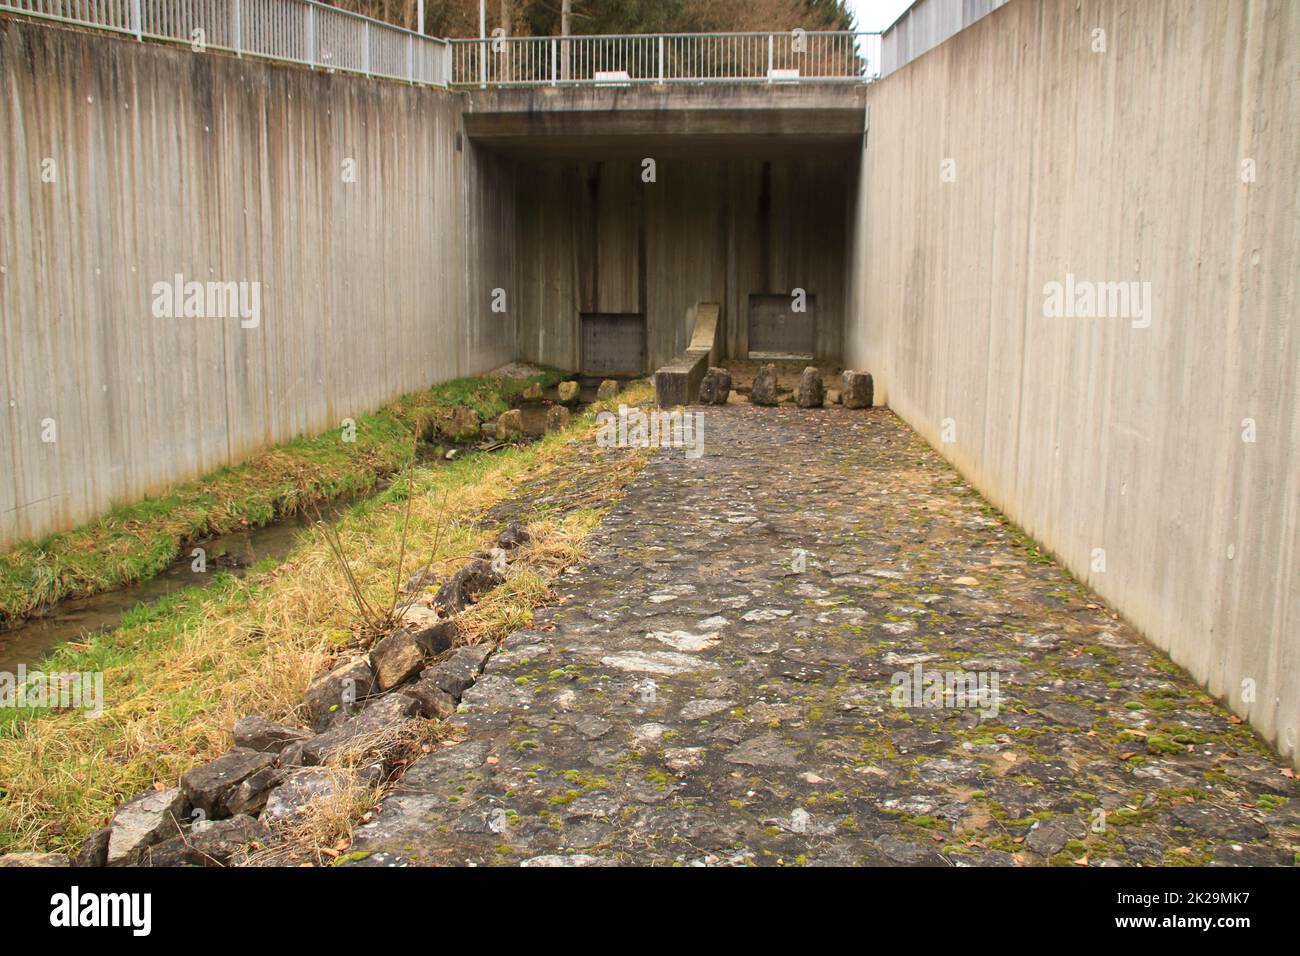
[{"left": 0, "top": 500, "right": 355, "bottom": 672}]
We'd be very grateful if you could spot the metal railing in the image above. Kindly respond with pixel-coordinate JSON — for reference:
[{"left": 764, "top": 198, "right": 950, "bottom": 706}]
[
  {"left": 0, "top": 0, "right": 450, "bottom": 85},
  {"left": 449, "top": 31, "right": 880, "bottom": 88}
]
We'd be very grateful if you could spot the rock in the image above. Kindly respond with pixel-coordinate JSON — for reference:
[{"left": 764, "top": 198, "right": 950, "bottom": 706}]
[
  {"left": 522, "top": 383, "right": 543, "bottom": 401},
  {"left": 410, "top": 619, "right": 457, "bottom": 657},
  {"left": 263, "top": 769, "right": 341, "bottom": 825},
  {"left": 842, "top": 370, "right": 874, "bottom": 409},
  {"left": 796, "top": 366, "right": 824, "bottom": 408},
  {"left": 106, "top": 787, "right": 189, "bottom": 866},
  {"left": 370, "top": 630, "right": 426, "bottom": 691},
  {"left": 1025, "top": 816, "right": 1087, "bottom": 857},
  {"left": 557, "top": 381, "right": 580, "bottom": 405},
  {"left": 181, "top": 750, "right": 278, "bottom": 820},
  {"left": 496, "top": 522, "right": 531, "bottom": 550},
  {"left": 233, "top": 716, "right": 312, "bottom": 754},
  {"left": 142, "top": 815, "right": 271, "bottom": 867},
  {"left": 546, "top": 405, "right": 571, "bottom": 433},
  {"left": 596, "top": 379, "right": 619, "bottom": 401},
  {"left": 826, "top": 388, "right": 841, "bottom": 405},
  {"left": 402, "top": 678, "right": 459, "bottom": 719},
  {"left": 1168, "top": 803, "right": 1268, "bottom": 842},
  {"left": 0, "top": 851, "right": 72, "bottom": 867},
  {"left": 724, "top": 733, "right": 799, "bottom": 768},
  {"left": 496, "top": 409, "right": 524, "bottom": 439},
  {"left": 434, "top": 558, "right": 504, "bottom": 613},
  {"left": 436, "top": 405, "right": 480, "bottom": 442},
  {"left": 698, "top": 367, "right": 732, "bottom": 405},
  {"left": 305, "top": 659, "right": 376, "bottom": 732},
  {"left": 287, "top": 694, "right": 419, "bottom": 767},
  {"left": 750, "top": 365, "right": 779, "bottom": 406},
  {"left": 424, "top": 645, "right": 493, "bottom": 700},
  {"left": 75, "top": 827, "right": 111, "bottom": 868},
  {"left": 226, "top": 766, "right": 285, "bottom": 816}
]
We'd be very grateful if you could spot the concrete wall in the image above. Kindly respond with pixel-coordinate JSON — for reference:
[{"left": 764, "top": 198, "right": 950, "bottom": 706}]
[
  {"left": 514, "top": 156, "right": 851, "bottom": 372},
  {"left": 0, "top": 19, "right": 513, "bottom": 548},
  {"left": 846, "top": 0, "right": 1299, "bottom": 763},
  {"left": 880, "top": 0, "right": 1008, "bottom": 76}
]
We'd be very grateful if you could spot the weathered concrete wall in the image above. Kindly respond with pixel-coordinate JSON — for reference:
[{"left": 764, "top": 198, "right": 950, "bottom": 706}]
[
  {"left": 0, "top": 19, "right": 513, "bottom": 548},
  {"left": 515, "top": 157, "right": 851, "bottom": 372},
  {"left": 846, "top": 0, "right": 1299, "bottom": 763}
]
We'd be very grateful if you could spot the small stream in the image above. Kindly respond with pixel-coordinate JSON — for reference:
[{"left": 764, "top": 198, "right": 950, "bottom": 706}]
[
  {"left": 0, "top": 394, "right": 588, "bottom": 672},
  {"left": 0, "top": 498, "right": 355, "bottom": 673}
]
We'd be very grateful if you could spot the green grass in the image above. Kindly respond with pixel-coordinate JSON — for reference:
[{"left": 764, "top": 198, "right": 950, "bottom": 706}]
[{"left": 0, "top": 369, "right": 564, "bottom": 627}]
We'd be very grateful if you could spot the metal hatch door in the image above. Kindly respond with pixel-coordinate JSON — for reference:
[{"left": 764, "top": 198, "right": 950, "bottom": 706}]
[
  {"left": 748, "top": 293, "right": 816, "bottom": 359},
  {"left": 580, "top": 312, "right": 646, "bottom": 376}
]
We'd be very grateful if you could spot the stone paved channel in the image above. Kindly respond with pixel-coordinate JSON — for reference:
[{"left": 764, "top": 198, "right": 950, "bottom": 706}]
[{"left": 351, "top": 404, "right": 1299, "bottom": 867}]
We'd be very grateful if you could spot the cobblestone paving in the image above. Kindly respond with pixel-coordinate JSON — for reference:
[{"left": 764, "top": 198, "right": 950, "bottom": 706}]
[{"left": 352, "top": 405, "right": 1299, "bottom": 867}]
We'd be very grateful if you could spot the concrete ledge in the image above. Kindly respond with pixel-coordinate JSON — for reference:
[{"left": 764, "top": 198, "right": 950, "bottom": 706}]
[{"left": 654, "top": 350, "right": 709, "bottom": 407}]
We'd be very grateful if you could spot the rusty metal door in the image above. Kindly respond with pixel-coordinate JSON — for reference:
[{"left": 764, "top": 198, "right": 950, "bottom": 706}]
[
  {"left": 747, "top": 293, "right": 816, "bottom": 359},
  {"left": 581, "top": 313, "right": 646, "bottom": 376}
]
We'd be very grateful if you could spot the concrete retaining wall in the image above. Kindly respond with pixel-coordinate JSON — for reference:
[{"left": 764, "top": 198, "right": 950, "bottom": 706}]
[
  {"left": 0, "top": 18, "right": 513, "bottom": 549},
  {"left": 515, "top": 157, "right": 851, "bottom": 372},
  {"left": 846, "top": 0, "right": 1299, "bottom": 763}
]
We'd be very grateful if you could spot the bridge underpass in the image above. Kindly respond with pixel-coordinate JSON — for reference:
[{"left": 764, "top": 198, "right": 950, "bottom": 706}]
[{"left": 460, "top": 85, "right": 865, "bottom": 377}]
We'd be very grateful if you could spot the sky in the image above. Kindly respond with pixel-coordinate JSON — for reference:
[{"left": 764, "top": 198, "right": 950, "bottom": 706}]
[{"left": 845, "top": 0, "right": 915, "bottom": 32}]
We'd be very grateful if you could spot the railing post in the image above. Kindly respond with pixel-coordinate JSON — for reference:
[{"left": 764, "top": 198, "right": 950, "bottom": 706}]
[
  {"left": 766, "top": 33, "right": 773, "bottom": 83},
  {"left": 550, "top": 38, "right": 557, "bottom": 86},
  {"left": 307, "top": 3, "right": 316, "bottom": 67},
  {"left": 657, "top": 35, "right": 664, "bottom": 83},
  {"left": 130, "top": 0, "right": 142, "bottom": 41}
]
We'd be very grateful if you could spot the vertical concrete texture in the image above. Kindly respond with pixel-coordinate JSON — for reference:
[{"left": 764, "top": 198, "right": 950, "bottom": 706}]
[
  {"left": 514, "top": 156, "right": 851, "bottom": 372},
  {"left": 0, "top": 19, "right": 514, "bottom": 548},
  {"left": 845, "top": 0, "right": 1299, "bottom": 764}
]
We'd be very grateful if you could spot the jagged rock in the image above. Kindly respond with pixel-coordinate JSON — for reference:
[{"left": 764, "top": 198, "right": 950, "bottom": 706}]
[
  {"left": 522, "top": 382, "right": 543, "bottom": 401},
  {"left": 233, "top": 716, "right": 312, "bottom": 754},
  {"left": 496, "top": 522, "right": 531, "bottom": 550},
  {"left": 424, "top": 645, "right": 493, "bottom": 700},
  {"left": 141, "top": 815, "right": 270, "bottom": 867},
  {"left": 796, "top": 366, "right": 825, "bottom": 408},
  {"left": 263, "top": 769, "right": 340, "bottom": 826},
  {"left": 750, "top": 365, "right": 779, "bottom": 406},
  {"left": 107, "top": 787, "right": 189, "bottom": 866},
  {"left": 437, "top": 405, "right": 480, "bottom": 442},
  {"left": 402, "top": 678, "right": 459, "bottom": 719},
  {"left": 842, "top": 370, "right": 874, "bottom": 409},
  {"left": 1168, "top": 803, "right": 1268, "bottom": 842},
  {"left": 557, "top": 381, "right": 580, "bottom": 405},
  {"left": 434, "top": 559, "right": 504, "bottom": 613},
  {"left": 596, "top": 379, "right": 619, "bottom": 400},
  {"left": 370, "top": 630, "right": 426, "bottom": 691},
  {"left": 284, "top": 694, "right": 419, "bottom": 768},
  {"left": 411, "top": 619, "right": 457, "bottom": 657},
  {"left": 496, "top": 409, "right": 524, "bottom": 439},
  {"left": 1025, "top": 816, "right": 1087, "bottom": 857},
  {"left": 305, "top": 659, "right": 376, "bottom": 732},
  {"left": 698, "top": 367, "right": 731, "bottom": 405},
  {"left": 226, "top": 766, "right": 285, "bottom": 816},
  {"left": 0, "top": 851, "right": 72, "bottom": 867},
  {"left": 826, "top": 388, "right": 841, "bottom": 405},
  {"left": 75, "top": 827, "right": 111, "bottom": 868},
  {"left": 181, "top": 750, "right": 278, "bottom": 820},
  {"left": 546, "top": 405, "right": 571, "bottom": 433}
]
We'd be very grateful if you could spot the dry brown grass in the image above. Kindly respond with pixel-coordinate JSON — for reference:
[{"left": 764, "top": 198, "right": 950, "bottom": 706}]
[{"left": 0, "top": 382, "right": 654, "bottom": 855}]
